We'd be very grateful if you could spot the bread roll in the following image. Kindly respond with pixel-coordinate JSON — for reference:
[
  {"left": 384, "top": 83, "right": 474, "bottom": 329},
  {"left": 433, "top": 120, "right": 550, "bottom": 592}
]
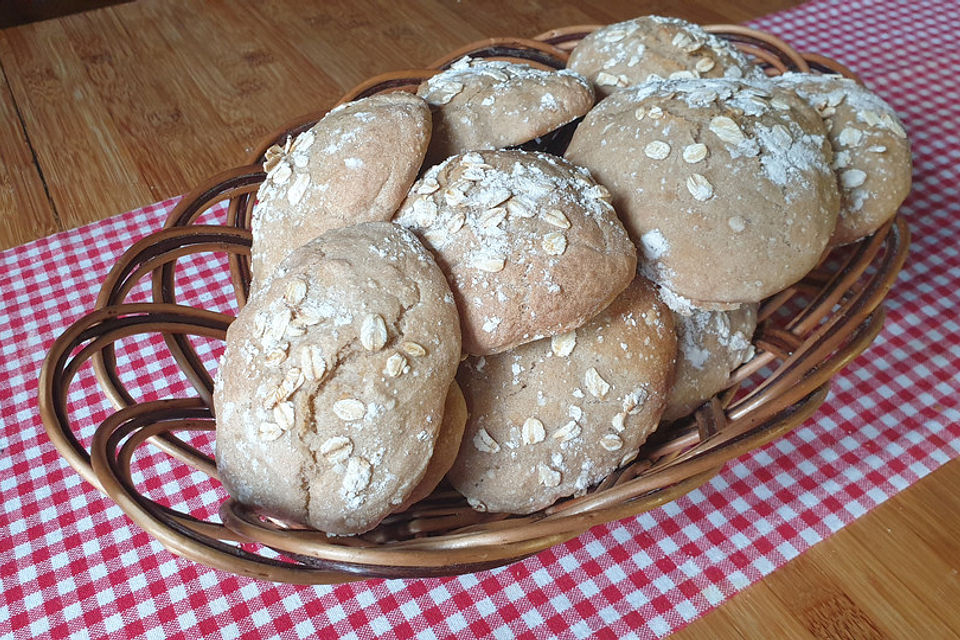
[
  {"left": 394, "top": 149, "right": 637, "bottom": 355},
  {"left": 250, "top": 93, "right": 431, "bottom": 288},
  {"left": 214, "top": 222, "right": 460, "bottom": 535},
  {"left": 566, "top": 77, "right": 840, "bottom": 307}
]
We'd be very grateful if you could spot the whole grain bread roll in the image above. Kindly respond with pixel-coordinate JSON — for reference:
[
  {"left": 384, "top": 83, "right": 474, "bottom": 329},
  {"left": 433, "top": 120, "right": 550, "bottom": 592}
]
[
  {"left": 448, "top": 276, "right": 676, "bottom": 514},
  {"left": 214, "top": 222, "right": 460, "bottom": 535},
  {"left": 772, "top": 72, "right": 912, "bottom": 245},
  {"left": 250, "top": 93, "right": 431, "bottom": 289},
  {"left": 568, "top": 16, "right": 764, "bottom": 98},
  {"left": 566, "top": 77, "right": 840, "bottom": 307},
  {"left": 418, "top": 57, "right": 594, "bottom": 166},
  {"left": 394, "top": 149, "right": 637, "bottom": 355}
]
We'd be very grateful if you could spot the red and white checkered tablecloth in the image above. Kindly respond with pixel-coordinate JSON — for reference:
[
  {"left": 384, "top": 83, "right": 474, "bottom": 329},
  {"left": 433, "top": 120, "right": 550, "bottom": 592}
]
[{"left": 2, "top": 0, "right": 959, "bottom": 637}]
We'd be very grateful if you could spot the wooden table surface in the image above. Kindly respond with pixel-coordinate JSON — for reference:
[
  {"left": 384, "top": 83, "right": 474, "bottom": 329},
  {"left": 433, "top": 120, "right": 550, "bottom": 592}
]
[{"left": 2, "top": 1, "right": 957, "bottom": 637}]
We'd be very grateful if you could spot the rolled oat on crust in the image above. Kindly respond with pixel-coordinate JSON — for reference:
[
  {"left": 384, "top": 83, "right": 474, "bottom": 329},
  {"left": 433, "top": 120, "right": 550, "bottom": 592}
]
[
  {"left": 250, "top": 92, "right": 431, "bottom": 289},
  {"left": 214, "top": 222, "right": 460, "bottom": 535},
  {"left": 566, "top": 76, "right": 840, "bottom": 306},
  {"left": 448, "top": 276, "right": 676, "bottom": 514},
  {"left": 394, "top": 149, "right": 637, "bottom": 356}
]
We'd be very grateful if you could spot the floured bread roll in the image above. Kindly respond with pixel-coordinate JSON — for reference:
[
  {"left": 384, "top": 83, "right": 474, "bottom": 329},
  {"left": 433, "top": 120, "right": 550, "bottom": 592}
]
[
  {"left": 394, "top": 149, "right": 637, "bottom": 355},
  {"left": 568, "top": 16, "right": 763, "bottom": 98},
  {"left": 250, "top": 93, "right": 431, "bottom": 288},
  {"left": 448, "top": 277, "right": 676, "bottom": 514},
  {"left": 772, "top": 72, "right": 912, "bottom": 245},
  {"left": 663, "top": 302, "right": 758, "bottom": 422},
  {"left": 566, "top": 77, "right": 840, "bottom": 307},
  {"left": 418, "top": 57, "right": 594, "bottom": 166},
  {"left": 214, "top": 222, "right": 461, "bottom": 535}
]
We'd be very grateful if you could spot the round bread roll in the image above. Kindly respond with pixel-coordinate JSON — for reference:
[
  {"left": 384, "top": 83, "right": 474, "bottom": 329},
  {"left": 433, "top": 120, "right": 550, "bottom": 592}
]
[
  {"left": 565, "top": 77, "right": 840, "bottom": 307},
  {"left": 772, "top": 72, "right": 912, "bottom": 245},
  {"left": 214, "top": 222, "right": 461, "bottom": 535},
  {"left": 448, "top": 276, "right": 676, "bottom": 514},
  {"left": 393, "top": 149, "right": 638, "bottom": 356},
  {"left": 393, "top": 381, "right": 467, "bottom": 513},
  {"left": 662, "top": 302, "right": 758, "bottom": 422},
  {"left": 568, "top": 16, "right": 764, "bottom": 98},
  {"left": 418, "top": 56, "right": 594, "bottom": 166},
  {"left": 250, "top": 93, "right": 431, "bottom": 289}
]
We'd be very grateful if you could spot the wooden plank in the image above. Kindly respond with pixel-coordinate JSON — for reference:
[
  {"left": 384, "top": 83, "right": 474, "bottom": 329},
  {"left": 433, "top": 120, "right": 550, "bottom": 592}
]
[
  {"left": 841, "top": 462, "right": 960, "bottom": 635},
  {"left": 893, "top": 457, "right": 960, "bottom": 569},
  {"left": 675, "top": 459, "right": 960, "bottom": 639},
  {"left": 676, "top": 583, "right": 817, "bottom": 640},
  {"left": 0, "top": 0, "right": 805, "bottom": 246},
  {"left": 0, "top": 58, "right": 58, "bottom": 250},
  {"left": 0, "top": 16, "right": 150, "bottom": 234}
]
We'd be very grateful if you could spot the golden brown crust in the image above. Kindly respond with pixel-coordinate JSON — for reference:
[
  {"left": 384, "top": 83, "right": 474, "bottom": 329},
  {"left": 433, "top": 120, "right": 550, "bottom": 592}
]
[
  {"left": 448, "top": 277, "right": 676, "bottom": 514},
  {"left": 394, "top": 149, "right": 637, "bottom": 356},
  {"left": 214, "top": 222, "right": 461, "bottom": 535}
]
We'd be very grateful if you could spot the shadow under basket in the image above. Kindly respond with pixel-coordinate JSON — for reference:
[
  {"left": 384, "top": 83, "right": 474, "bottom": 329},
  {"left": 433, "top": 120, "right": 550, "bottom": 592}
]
[{"left": 39, "top": 25, "right": 910, "bottom": 584}]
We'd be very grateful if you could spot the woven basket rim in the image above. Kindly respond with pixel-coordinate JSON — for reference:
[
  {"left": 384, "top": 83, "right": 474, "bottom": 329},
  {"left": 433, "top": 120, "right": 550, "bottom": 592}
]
[{"left": 38, "top": 23, "right": 911, "bottom": 583}]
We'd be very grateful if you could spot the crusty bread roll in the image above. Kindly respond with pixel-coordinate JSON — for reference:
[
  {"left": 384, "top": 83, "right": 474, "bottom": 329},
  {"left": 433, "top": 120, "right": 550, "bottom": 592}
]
[
  {"left": 662, "top": 302, "right": 758, "bottom": 422},
  {"left": 394, "top": 149, "right": 637, "bottom": 355},
  {"left": 448, "top": 276, "right": 676, "bottom": 514},
  {"left": 393, "top": 381, "right": 468, "bottom": 513},
  {"left": 214, "top": 222, "right": 460, "bottom": 535},
  {"left": 250, "top": 93, "right": 431, "bottom": 289},
  {"left": 772, "top": 72, "right": 912, "bottom": 245},
  {"left": 566, "top": 77, "right": 840, "bottom": 307},
  {"left": 568, "top": 16, "right": 764, "bottom": 98},
  {"left": 418, "top": 57, "right": 594, "bottom": 166}
]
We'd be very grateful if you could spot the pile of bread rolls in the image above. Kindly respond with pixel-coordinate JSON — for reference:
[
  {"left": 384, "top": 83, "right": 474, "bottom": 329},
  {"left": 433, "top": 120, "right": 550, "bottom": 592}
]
[{"left": 213, "top": 16, "right": 911, "bottom": 535}]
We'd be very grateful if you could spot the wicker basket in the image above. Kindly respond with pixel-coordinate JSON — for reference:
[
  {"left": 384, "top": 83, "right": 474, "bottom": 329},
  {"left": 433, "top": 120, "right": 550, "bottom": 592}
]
[{"left": 39, "top": 25, "right": 909, "bottom": 584}]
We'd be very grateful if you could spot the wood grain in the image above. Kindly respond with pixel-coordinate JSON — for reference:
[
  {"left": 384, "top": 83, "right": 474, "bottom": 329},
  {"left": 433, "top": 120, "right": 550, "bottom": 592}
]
[
  {"left": 0, "top": 58, "right": 57, "bottom": 250},
  {"left": 673, "top": 458, "right": 960, "bottom": 639},
  {"left": 1, "top": 0, "right": 957, "bottom": 637},
  {"left": 0, "top": 0, "right": 804, "bottom": 241}
]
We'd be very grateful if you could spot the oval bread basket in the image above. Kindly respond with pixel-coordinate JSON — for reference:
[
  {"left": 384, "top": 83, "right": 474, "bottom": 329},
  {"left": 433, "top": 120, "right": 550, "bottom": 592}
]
[{"left": 40, "top": 25, "right": 909, "bottom": 584}]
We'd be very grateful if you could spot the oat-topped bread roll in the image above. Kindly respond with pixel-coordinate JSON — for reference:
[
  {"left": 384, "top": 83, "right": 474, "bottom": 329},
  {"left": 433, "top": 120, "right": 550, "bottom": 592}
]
[
  {"left": 417, "top": 57, "right": 594, "bottom": 166},
  {"left": 214, "top": 222, "right": 461, "bottom": 535},
  {"left": 393, "top": 149, "right": 637, "bottom": 356},
  {"left": 250, "top": 93, "right": 431, "bottom": 289},
  {"left": 568, "top": 16, "right": 763, "bottom": 98},
  {"left": 448, "top": 276, "right": 676, "bottom": 514},
  {"left": 663, "top": 302, "right": 758, "bottom": 422},
  {"left": 772, "top": 72, "right": 912, "bottom": 246},
  {"left": 566, "top": 77, "right": 840, "bottom": 307}
]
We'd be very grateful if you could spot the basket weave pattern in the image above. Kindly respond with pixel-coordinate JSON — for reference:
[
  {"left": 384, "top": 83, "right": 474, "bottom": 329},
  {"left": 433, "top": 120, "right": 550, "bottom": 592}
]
[{"left": 39, "top": 26, "right": 909, "bottom": 584}]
